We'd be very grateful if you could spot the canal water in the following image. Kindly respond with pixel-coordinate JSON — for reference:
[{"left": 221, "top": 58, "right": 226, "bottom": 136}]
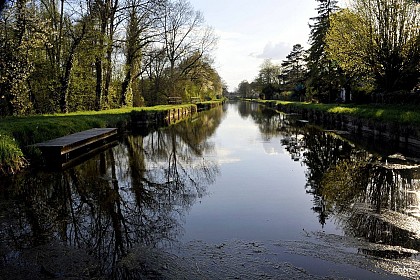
[{"left": 1, "top": 101, "right": 419, "bottom": 279}]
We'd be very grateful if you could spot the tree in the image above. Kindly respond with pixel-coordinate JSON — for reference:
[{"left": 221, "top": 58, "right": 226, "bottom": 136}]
[
  {"left": 88, "top": 0, "right": 121, "bottom": 110},
  {"left": 237, "top": 80, "right": 253, "bottom": 98},
  {"left": 141, "top": 47, "right": 169, "bottom": 105},
  {"left": 254, "top": 59, "right": 281, "bottom": 99},
  {"left": 0, "top": 0, "right": 50, "bottom": 115},
  {"left": 120, "top": 0, "right": 162, "bottom": 107},
  {"left": 326, "top": 0, "right": 420, "bottom": 94},
  {"left": 26, "top": 0, "right": 96, "bottom": 113},
  {"left": 179, "top": 53, "right": 223, "bottom": 100},
  {"left": 257, "top": 59, "right": 281, "bottom": 86},
  {"left": 306, "top": 0, "right": 341, "bottom": 103},
  {"left": 326, "top": 9, "right": 375, "bottom": 96},
  {"left": 160, "top": 0, "right": 217, "bottom": 101},
  {"left": 281, "top": 44, "right": 307, "bottom": 100},
  {"left": 60, "top": 22, "right": 88, "bottom": 113},
  {"left": 0, "top": 0, "right": 221, "bottom": 115}
]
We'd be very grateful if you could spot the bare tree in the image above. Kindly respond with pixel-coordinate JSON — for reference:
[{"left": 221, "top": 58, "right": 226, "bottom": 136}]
[
  {"left": 160, "top": 0, "right": 217, "bottom": 99},
  {"left": 120, "top": 0, "right": 162, "bottom": 106},
  {"left": 88, "top": 0, "right": 121, "bottom": 110}
]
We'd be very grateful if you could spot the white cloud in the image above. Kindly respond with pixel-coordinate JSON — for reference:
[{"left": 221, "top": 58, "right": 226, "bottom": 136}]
[
  {"left": 253, "top": 41, "right": 292, "bottom": 60},
  {"left": 189, "top": 0, "right": 349, "bottom": 91},
  {"left": 213, "top": 29, "right": 265, "bottom": 88},
  {"left": 216, "top": 148, "right": 241, "bottom": 164}
]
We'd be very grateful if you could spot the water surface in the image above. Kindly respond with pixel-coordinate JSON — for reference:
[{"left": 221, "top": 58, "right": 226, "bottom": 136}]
[
  {"left": 181, "top": 102, "right": 340, "bottom": 242},
  {"left": 1, "top": 101, "right": 419, "bottom": 279}
]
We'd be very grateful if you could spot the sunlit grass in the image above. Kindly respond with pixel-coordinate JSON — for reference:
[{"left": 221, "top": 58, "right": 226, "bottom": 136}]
[
  {"left": 0, "top": 104, "right": 198, "bottom": 146},
  {"left": 0, "top": 132, "right": 26, "bottom": 175},
  {"left": 327, "top": 106, "right": 357, "bottom": 114}
]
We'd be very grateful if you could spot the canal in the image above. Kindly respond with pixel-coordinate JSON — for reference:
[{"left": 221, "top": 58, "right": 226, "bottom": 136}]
[{"left": 0, "top": 101, "right": 419, "bottom": 279}]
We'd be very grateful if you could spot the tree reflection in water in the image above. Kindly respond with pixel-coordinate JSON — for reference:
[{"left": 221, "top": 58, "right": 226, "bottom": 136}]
[
  {"left": 245, "top": 104, "right": 355, "bottom": 226},
  {"left": 245, "top": 103, "right": 420, "bottom": 259},
  {"left": 323, "top": 159, "right": 420, "bottom": 258},
  {"left": 0, "top": 106, "right": 223, "bottom": 278}
]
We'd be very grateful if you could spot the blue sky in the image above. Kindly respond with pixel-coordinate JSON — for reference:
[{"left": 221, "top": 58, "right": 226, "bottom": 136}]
[{"left": 189, "top": 0, "right": 347, "bottom": 91}]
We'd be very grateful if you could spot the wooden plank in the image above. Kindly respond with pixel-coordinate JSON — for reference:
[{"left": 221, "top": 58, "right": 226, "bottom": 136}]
[
  {"left": 34, "top": 128, "right": 118, "bottom": 155},
  {"left": 61, "top": 140, "right": 118, "bottom": 169}
]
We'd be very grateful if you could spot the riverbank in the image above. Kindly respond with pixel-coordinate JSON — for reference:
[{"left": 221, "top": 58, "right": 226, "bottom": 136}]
[
  {"left": 0, "top": 101, "right": 222, "bottom": 176},
  {"left": 251, "top": 99, "right": 420, "bottom": 125},
  {"left": 252, "top": 99, "right": 420, "bottom": 157}
]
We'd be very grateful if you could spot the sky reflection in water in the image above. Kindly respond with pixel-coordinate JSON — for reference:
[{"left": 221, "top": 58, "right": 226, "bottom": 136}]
[
  {"left": 1, "top": 101, "right": 420, "bottom": 279},
  {"left": 181, "top": 102, "right": 340, "bottom": 242}
]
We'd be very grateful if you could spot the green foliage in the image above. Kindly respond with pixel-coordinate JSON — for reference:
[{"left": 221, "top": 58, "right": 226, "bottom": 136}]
[
  {"left": 237, "top": 80, "right": 255, "bottom": 98},
  {"left": 68, "top": 71, "right": 96, "bottom": 111},
  {"left": 326, "top": 0, "right": 420, "bottom": 94},
  {"left": 326, "top": 9, "right": 372, "bottom": 79},
  {"left": 0, "top": 132, "right": 26, "bottom": 174},
  {"left": 281, "top": 44, "right": 307, "bottom": 99},
  {"left": 322, "top": 159, "right": 370, "bottom": 209},
  {"left": 0, "top": 0, "right": 52, "bottom": 115},
  {"left": 306, "top": 0, "right": 341, "bottom": 103},
  {"left": 274, "top": 91, "right": 294, "bottom": 101},
  {"left": 0, "top": 0, "right": 221, "bottom": 115}
]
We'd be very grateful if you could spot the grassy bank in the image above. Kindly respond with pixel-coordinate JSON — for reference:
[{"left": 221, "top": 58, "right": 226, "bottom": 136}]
[
  {"left": 0, "top": 104, "right": 197, "bottom": 176},
  {"left": 252, "top": 100, "right": 420, "bottom": 125}
]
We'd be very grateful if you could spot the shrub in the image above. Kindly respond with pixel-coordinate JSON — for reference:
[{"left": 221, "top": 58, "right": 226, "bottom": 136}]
[{"left": 0, "top": 133, "right": 27, "bottom": 175}]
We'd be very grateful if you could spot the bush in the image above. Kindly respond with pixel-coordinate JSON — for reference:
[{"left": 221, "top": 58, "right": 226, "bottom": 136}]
[{"left": 0, "top": 133, "right": 27, "bottom": 175}]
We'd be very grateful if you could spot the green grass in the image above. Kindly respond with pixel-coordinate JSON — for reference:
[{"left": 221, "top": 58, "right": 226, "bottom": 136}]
[
  {"left": 0, "top": 133, "right": 26, "bottom": 175},
  {"left": 0, "top": 105, "right": 198, "bottom": 147},
  {"left": 0, "top": 103, "right": 204, "bottom": 176}
]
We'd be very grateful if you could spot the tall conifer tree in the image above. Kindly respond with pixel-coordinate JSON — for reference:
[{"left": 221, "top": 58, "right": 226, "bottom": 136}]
[{"left": 307, "top": 0, "right": 340, "bottom": 102}]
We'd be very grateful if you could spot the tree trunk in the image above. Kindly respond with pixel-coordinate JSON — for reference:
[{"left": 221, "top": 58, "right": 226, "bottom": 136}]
[
  {"left": 60, "top": 24, "right": 86, "bottom": 113},
  {"left": 102, "top": 0, "right": 117, "bottom": 109},
  {"left": 95, "top": 57, "right": 103, "bottom": 111},
  {"left": 60, "top": 53, "right": 74, "bottom": 113},
  {"left": 103, "top": 45, "right": 113, "bottom": 108},
  {"left": 94, "top": 18, "right": 106, "bottom": 111},
  {"left": 120, "top": 65, "right": 132, "bottom": 106}
]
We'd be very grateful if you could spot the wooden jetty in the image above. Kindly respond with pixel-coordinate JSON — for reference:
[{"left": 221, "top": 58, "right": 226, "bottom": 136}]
[{"left": 34, "top": 128, "right": 118, "bottom": 168}]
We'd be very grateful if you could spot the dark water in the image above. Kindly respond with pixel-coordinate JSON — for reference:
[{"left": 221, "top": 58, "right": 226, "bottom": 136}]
[{"left": 1, "top": 101, "right": 420, "bottom": 279}]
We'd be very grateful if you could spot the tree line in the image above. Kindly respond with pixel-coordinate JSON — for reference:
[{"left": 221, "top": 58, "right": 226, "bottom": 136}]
[
  {"left": 236, "top": 0, "right": 420, "bottom": 104},
  {"left": 0, "top": 0, "right": 223, "bottom": 116}
]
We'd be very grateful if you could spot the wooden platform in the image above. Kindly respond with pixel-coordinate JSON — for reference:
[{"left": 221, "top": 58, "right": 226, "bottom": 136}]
[{"left": 34, "top": 128, "right": 118, "bottom": 167}]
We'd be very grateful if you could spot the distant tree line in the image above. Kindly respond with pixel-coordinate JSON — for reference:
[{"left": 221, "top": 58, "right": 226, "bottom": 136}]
[
  {"left": 0, "top": 0, "right": 223, "bottom": 116},
  {"left": 236, "top": 0, "right": 420, "bottom": 104}
]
